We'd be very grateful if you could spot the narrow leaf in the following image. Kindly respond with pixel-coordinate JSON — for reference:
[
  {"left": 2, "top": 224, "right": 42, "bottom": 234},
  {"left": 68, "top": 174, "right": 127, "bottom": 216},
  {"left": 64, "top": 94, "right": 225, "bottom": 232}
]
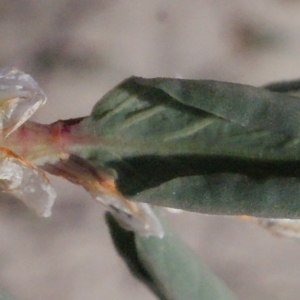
[
  {"left": 264, "top": 79, "right": 300, "bottom": 94},
  {"left": 105, "top": 212, "right": 236, "bottom": 300},
  {"left": 72, "top": 77, "right": 300, "bottom": 221}
]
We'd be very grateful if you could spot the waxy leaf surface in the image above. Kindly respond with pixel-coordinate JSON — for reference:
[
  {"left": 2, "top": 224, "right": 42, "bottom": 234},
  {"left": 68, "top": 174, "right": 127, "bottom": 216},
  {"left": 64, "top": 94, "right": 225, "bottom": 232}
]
[
  {"left": 106, "top": 212, "right": 236, "bottom": 300},
  {"left": 75, "top": 77, "right": 300, "bottom": 220}
]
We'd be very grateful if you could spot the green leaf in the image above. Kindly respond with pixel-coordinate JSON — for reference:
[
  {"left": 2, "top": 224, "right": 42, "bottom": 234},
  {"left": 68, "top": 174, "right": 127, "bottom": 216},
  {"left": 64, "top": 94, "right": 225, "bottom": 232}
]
[
  {"left": 105, "top": 212, "right": 236, "bottom": 300},
  {"left": 77, "top": 77, "right": 300, "bottom": 161},
  {"left": 73, "top": 77, "right": 300, "bottom": 218},
  {"left": 134, "top": 77, "right": 300, "bottom": 136},
  {"left": 264, "top": 78, "right": 300, "bottom": 94}
]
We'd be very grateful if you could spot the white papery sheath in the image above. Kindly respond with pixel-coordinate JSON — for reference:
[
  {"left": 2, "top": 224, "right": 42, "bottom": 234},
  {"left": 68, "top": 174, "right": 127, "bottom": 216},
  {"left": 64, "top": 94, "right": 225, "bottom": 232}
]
[
  {"left": 0, "top": 68, "right": 46, "bottom": 136},
  {"left": 0, "top": 68, "right": 56, "bottom": 217}
]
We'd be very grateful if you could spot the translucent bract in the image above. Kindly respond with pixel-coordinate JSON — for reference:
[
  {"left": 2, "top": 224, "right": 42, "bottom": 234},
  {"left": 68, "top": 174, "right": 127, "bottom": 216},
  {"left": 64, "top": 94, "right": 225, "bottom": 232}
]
[
  {"left": 239, "top": 215, "right": 300, "bottom": 239},
  {"left": 0, "top": 148, "right": 56, "bottom": 217},
  {"left": 0, "top": 68, "right": 163, "bottom": 237},
  {"left": 0, "top": 68, "right": 56, "bottom": 217},
  {"left": 0, "top": 68, "right": 46, "bottom": 137},
  {"left": 42, "top": 155, "right": 164, "bottom": 237}
]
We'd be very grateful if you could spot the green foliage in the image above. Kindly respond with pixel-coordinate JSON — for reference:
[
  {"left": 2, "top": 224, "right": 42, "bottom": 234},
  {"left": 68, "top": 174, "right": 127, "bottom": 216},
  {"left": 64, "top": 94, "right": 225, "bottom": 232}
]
[
  {"left": 76, "top": 77, "right": 300, "bottom": 219},
  {"left": 4, "top": 75, "right": 300, "bottom": 299},
  {"left": 106, "top": 212, "right": 236, "bottom": 300}
]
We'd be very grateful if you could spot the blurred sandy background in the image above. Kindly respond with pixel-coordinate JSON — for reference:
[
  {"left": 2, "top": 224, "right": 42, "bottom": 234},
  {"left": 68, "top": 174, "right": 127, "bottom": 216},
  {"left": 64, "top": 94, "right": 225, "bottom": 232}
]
[{"left": 1, "top": 1, "right": 300, "bottom": 299}]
